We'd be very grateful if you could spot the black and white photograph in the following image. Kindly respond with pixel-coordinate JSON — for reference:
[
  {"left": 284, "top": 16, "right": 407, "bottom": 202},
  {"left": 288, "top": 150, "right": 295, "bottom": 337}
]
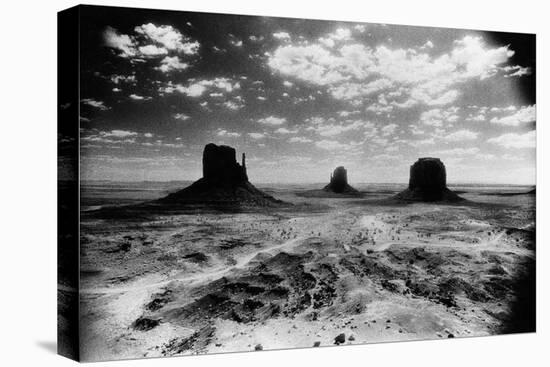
[
  {"left": 55, "top": 4, "right": 539, "bottom": 362},
  {"left": 33, "top": 0, "right": 550, "bottom": 363}
]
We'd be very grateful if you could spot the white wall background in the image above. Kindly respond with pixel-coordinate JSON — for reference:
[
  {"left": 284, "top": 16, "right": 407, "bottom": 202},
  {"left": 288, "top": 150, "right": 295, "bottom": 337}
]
[{"left": 0, "top": 0, "right": 547, "bottom": 366}]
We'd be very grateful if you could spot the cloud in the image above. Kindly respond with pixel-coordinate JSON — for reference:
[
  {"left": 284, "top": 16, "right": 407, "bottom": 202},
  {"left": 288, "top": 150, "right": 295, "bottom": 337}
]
[
  {"left": 337, "top": 110, "right": 360, "bottom": 117},
  {"left": 273, "top": 32, "right": 291, "bottom": 40},
  {"left": 173, "top": 113, "right": 190, "bottom": 121},
  {"left": 110, "top": 74, "right": 137, "bottom": 84},
  {"left": 451, "top": 36, "right": 514, "bottom": 79},
  {"left": 258, "top": 116, "right": 286, "bottom": 126},
  {"left": 381, "top": 123, "right": 398, "bottom": 136},
  {"left": 502, "top": 65, "right": 532, "bottom": 78},
  {"left": 490, "top": 105, "right": 536, "bottom": 126},
  {"left": 157, "top": 56, "right": 189, "bottom": 72},
  {"left": 103, "top": 24, "right": 199, "bottom": 75},
  {"left": 330, "top": 79, "right": 393, "bottom": 100},
  {"left": 310, "top": 120, "right": 367, "bottom": 137},
  {"left": 289, "top": 136, "right": 313, "bottom": 143},
  {"left": 223, "top": 100, "right": 245, "bottom": 111},
  {"left": 248, "top": 132, "right": 265, "bottom": 139},
  {"left": 315, "top": 139, "right": 348, "bottom": 151},
  {"left": 134, "top": 23, "right": 199, "bottom": 54},
  {"left": 103, "top": 26, "right": 137, "bottom": 58},
  {"left": 144, "top": 133, "right": 154, "bottom": 138},
  {"left": 81, "top": 98, "right": 109, "bottom": 110},
  {"left": 229, "top": 39, "right": 243, "bottom": 47},
  {"left": 101, "top": 130, "right": 138, "bottom": 138},
  {"left": 274, "top": 127, "right": 295, "bottom": 134},
  {"left": 443, "top": 129, "right": 479, "bottom": 141},
  {"left": 217, "top": 129, "right": 241, "bottom": 137},
  {"left": 161, "top": 78, "right": 240, "bottom": 97},
  {"left": 366, "top": 104, "right": 393, "bottom": 114},
  {"left": 488, "top": 131, "right": 536, "bottom": 149},
  {"left": 138, "top": 44, "right": 168, "bottom": 56},
  {"left": 268, "top": 35, "right": 519, "bottom": 107},
  {"left": 268, "top": 45, "right": 343, "bottom": 85},
  {"left": 421, "top": 40, "right": 434, "bottom": 49},
  {"left": 415, "top": 137, "right": 435, "bottom": 145},
  {"left": 314, "top": 139, "right": 361, "bottom": 151},
  {"left": 435, "top": 147, "right": 480, "bottom": 155},
  {"left": 420, "top": 108, "right": 459, "bottom": 127},
  {"left": 129, "top": 94, "right": 151, "bottom": 101},
  {"left": 466, "top": 113, "right": 486, "bottom": 122},
  {"left": 330, "top": 28, "right": 352, "bottom": 41}
]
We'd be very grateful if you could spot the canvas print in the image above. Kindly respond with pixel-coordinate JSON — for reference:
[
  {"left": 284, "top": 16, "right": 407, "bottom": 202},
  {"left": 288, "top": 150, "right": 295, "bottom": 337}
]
[{"left": 58, "top": 5, "right": 536, "bottom": 362}]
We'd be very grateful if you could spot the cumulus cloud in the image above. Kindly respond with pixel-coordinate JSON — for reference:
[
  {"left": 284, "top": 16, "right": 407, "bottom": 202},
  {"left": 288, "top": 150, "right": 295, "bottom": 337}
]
[
  {"left": 289, "top": 136, "right": 313, "bottom": 143},
  {"left": 217, "top": 129, "right": 241, "bottom": 137},
  {"left": 81, "top": 98, "right": 109, "bottom": 110},
  {"left": 420, "top": 108, "right": 459, "bottom": 127},
  {"left": 229, "top": 38, "right": 243, "bottom": 47},
  {"left": 488, "top": 131, "right": 536, "bottom": 149},
  {"left": 328, "top": 28, "right": 352, "bottom": 41},
  {"left": 443, "top": 129, "right": 479, "bottom": 141},
  {"left": 157, "top": 56, "right": 189, "bottom": 72},
  {"left": 268, "top": 34, "right": 521, "bottom": 107},
  {"left": 161, "top": 78, "right": 240, "bottom": 97},
  {"left": 248, "top": 132, "right": 265, "bottom": 139},
  {"left": 452, "top": 36, "right": 514, "bottom": 79},
  {"left": 258, "top": 116, "right": 286, "bottom": 126},
  {"left": 223, "top": 99, "right": 245, "bottom": 111},
  {"left": 134, "top": 23, "right": 199, "bottom": 54},
  {"left": 381, "top": 123, "right": 398, "bottom": 136},
  {"left": 110, "top": 74, "right": 137, "bottom": 84},
  {"left": 490, "top": 105, "right": 536, "bottom": 126},
  {"left": 314, "top": 139, "right": 361, "bottom": 151},
  {"left": 315, "top": 139, "right": 348, "bottom": 151},
  {"left": 330, "top": 79, "right": 393, "bottom": 100},
  {"left": 138, "top": 44, "right": 168, "bottom": 56},
  {"left": 173, "top": 113, "right": 190, "bottom": 121},
  {"left": 435, "top": 147, "right": 480, "bottom": 155},
  {"left": 274, "top": 127, "right": 295, "bottom": 134},
  {"left": 129, "top": 94, "right": 151, "bottom": 101},
  {"left": 103, "top": 26, "right": 137, "bottom": 58},
  {"left": 268, "top": 45, "right": 342, "bottom": 85},
  {"left": 273, "top": 32, "right": 291, "bottom": 40},
  {"left": 103, "top": 24, "right": 199, "bottom": 73},
  {"left": 353, "top": 25, "right": 367, "bottom": 33},
  {"left": 421, "top": 40, "right": 434, "bottom": 49},
  {"left": 310, "top": 120, "right": 367, "bottom": 137},
  {"left": 502, "top": 65, "right": 532, "bottom": 78},
  {"left": 101, "top": 130, "right": 138, "bottom": 138}
]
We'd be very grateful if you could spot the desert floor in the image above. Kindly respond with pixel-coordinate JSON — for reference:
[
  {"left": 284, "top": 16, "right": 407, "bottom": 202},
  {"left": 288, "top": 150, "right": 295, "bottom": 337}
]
[{"left": 71, "top": 184, "right": 535, "bottom": 361}]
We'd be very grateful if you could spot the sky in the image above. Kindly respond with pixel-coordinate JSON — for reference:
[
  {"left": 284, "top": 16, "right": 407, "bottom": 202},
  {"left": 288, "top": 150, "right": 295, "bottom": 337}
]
[{"left": 76, "top": 5, "right": 536, "bottom": 184}]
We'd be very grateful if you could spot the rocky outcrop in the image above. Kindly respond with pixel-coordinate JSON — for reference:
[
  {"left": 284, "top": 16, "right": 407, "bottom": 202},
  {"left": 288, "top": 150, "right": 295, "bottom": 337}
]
[
  {"left": 202, "top": 144, "right": 248, "bottom": 185},
  {"left": 395, "top": 158, "right": 463, "bottom": 202},
  {"left": 324, "top": 166, "right": 359, "bottom": 194},
  {"left": 157, "top": 143, "right": 284, "bottom": 208}
]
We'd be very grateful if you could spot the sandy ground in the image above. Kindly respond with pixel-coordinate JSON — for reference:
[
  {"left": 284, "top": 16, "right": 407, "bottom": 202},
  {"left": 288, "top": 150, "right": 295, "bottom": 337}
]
[{"left": 75, "top": 189, "right": 535, "bottom": 361}]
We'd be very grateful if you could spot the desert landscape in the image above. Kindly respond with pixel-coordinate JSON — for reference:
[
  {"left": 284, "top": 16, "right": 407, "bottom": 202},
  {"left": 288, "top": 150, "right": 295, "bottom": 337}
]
[
  {"left": 58, "top": 10, "right": 536, "bottom": 361},
  {"left": 70, "top": 145, "right": 535, "bottom": 361}
]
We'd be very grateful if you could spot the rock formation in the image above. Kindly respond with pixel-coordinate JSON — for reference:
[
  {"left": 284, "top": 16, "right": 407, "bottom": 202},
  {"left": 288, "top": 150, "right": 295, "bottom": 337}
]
[
  {"left": 323, "top": 166, "right": 359, "bottom": 194},
  {"left": 394, "top": 158, "right": 463, "bottom": 202},
  {"left": 202, "top": 144, "right": 248, "bottom": 185},
  {"left": 158, "top": 143, "right": 284, "bottom": 208}
]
